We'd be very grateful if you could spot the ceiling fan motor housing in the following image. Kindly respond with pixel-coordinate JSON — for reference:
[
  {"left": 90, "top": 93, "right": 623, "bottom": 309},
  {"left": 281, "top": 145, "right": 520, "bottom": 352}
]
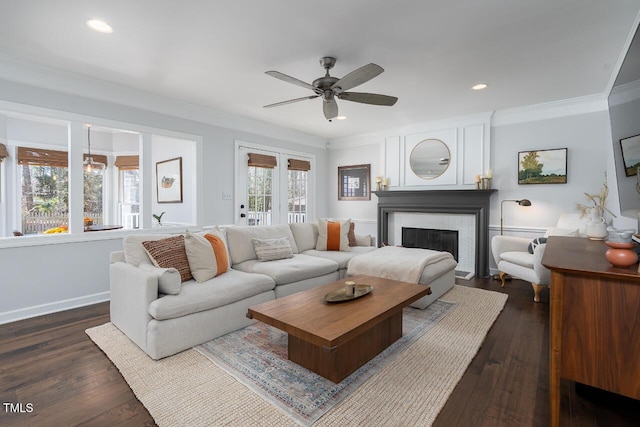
[{"left": 319, "top": 56, "right": 336, "bottom": 70}]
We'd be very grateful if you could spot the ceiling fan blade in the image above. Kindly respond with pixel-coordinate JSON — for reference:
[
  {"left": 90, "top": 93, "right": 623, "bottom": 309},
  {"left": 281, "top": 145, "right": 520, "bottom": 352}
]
[
  {"left": 331, "top": 63, "right": 384, "bottom": 92},
  {"left": 337, "top": 92, "right": 398, "bottom": 106},
  {"left": 263, "top": 95, "right": 319, "bottom": 108},
  {"left": 323, "top": 98, "right": 338, "bottom": 120},
  {"left": 265, "top": 71, "right": 319, "bottom": 93}
]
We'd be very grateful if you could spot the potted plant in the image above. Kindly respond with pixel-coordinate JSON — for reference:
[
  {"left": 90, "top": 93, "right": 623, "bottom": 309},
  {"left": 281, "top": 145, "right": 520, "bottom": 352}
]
[{"left": 153, "top": 211, "right": 166, "bottom": 226}]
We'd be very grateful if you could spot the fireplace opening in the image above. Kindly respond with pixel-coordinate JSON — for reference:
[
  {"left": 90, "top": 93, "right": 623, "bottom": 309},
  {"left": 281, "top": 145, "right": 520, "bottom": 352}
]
[{"left": 402, "top": 227, "right": 459, "bottom": 261}]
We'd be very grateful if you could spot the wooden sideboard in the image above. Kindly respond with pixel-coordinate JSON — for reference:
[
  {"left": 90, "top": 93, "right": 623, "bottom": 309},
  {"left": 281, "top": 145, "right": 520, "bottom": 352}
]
[{"left": 542, "top": 236, "right": 640, "bottom": 427}]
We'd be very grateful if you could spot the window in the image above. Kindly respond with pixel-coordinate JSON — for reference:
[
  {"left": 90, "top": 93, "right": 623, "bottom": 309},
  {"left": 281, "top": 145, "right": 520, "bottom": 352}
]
[
  {"left": 115, "top": 155, "right": 140, "bottom": 229},
  {"left": 18, "top": 147, "right": 69, "bottom": 235},
  {"left": 247, "top": 153, "right": 275, "bottom": 226},
  {"left": 84, "top": 168, "right": 104, "bottom": 226},
  {"left": 287, "top": 158, "right": 310, "bottom": 223}
]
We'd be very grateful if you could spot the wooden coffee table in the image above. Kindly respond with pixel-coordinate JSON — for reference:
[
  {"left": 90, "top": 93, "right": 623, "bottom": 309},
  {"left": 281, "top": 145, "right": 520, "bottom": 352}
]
[{"left": 247, "top": 274, "right": 431, "bottom": 383}]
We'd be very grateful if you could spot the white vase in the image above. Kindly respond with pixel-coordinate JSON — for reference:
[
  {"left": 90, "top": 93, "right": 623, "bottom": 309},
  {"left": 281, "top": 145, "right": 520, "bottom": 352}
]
[{"left": 586, "top": 208, "right": 607, "bottom": 240}]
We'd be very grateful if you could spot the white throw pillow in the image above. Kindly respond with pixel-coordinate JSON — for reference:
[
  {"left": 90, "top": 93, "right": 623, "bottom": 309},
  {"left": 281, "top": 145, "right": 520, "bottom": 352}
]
[
  {"left": 354, "top": 234, "right": 372, "bottom": 246},
  {"left": 252, "top": 237, "right": 294, "bottom": 261}
]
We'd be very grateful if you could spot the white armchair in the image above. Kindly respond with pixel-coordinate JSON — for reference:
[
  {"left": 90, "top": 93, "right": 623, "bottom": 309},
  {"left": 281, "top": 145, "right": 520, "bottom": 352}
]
[{"left": 491, "top": 213, "right": 589, "bottom": 302}]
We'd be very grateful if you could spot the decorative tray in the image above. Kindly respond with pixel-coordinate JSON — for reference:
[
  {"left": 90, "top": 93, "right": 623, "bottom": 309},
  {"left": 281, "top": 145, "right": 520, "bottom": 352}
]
[{"left": 324, "top": 284, "right": 373, "bottom": 303}]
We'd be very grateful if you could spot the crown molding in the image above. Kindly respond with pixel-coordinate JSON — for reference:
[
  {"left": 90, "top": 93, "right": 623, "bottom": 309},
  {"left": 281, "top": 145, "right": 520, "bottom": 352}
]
[
  {"left": 0, "top": 54, "right": 328, "bottom": 149},
  {"left": 329, "top": 111, "right": 494, "bottom": 149},
  {"left": 491, "top": 94, "right": 609, "bottom": 127}
]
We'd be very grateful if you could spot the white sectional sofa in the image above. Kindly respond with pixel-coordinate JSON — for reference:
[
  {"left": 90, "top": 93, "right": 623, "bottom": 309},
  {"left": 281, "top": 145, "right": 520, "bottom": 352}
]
[{"left": 110, "top": 222, "right": 377, "bottom": 359}]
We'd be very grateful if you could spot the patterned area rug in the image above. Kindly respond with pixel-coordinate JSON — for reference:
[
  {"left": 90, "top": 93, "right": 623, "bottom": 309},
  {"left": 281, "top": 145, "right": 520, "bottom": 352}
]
[
  {"left": 86, "top": 285, "right": 508, "bottom": 426},
  {"left": 195, "top": 300, "right": 454, "bottom": 426}
]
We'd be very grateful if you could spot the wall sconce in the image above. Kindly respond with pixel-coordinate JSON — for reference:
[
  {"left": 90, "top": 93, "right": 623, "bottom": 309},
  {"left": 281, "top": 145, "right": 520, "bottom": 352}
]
[{"left": 500, "top": 199, "right": 532, "bottom": 235}]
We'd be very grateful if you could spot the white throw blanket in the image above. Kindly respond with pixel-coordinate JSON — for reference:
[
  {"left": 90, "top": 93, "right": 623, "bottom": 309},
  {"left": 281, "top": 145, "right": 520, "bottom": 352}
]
[{"left": 347, "top": 246, "right": 454, "bottom": 284}]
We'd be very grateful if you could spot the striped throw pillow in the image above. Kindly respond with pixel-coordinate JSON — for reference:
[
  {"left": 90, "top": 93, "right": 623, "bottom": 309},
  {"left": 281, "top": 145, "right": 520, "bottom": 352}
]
[
  {"left": 316, "top": 218, "right": 352, "bottom": 252},
  {"left": 142, "top": 235, "right": 193, "bottom": 282},
  {"left": 252, "top": 237, "right": 294, "bottom": 262}
]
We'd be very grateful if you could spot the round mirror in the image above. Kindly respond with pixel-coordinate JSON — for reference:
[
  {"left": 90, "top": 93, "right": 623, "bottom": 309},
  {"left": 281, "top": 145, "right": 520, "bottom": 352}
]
[{"left": 409, "top": 138, "right": 451, "bottom": 179}]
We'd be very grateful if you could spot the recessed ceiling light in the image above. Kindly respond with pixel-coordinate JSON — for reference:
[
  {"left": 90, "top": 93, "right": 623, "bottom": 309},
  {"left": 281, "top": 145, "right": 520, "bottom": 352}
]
[
  {"left": 87, "top": 19, "right": 113, "bottom": 34},
  {"left": 335, "top": 116, "right": 347, "bottom": 120},
  {"left": 472, "top": 83, "right": 488, "bottom": 90}
]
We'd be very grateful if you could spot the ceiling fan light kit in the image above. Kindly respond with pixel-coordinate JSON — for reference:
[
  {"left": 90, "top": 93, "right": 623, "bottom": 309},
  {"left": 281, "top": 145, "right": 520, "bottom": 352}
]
[{"left": 264, "top": 57, "right": 398, "bottom": 121}]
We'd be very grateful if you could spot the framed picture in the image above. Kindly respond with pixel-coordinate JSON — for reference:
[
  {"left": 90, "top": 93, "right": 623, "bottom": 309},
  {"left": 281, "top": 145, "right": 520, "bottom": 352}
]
[
  {"left": 338, "top": 164, "right": 370, "bottom": 200},
  {"left": 518, "top": 148, "right": 567, "bottom": 184},
  {"left": 156, "top": 157, "right": 183, "bottom": 203},
  {"left": 620, "top": 134, "right": 640, "bottom": 177}
]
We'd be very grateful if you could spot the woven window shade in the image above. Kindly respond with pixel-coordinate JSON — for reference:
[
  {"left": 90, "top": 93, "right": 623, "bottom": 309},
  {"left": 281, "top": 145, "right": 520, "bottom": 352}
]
[
  {"left": 18, "top": 147, "right": 68, "bottom": 167},
  {"left": 0, "top": 143, "right": 8, "bottom": 162},
  {"left": 114, "top": 155, "right": 139, "bottom": 170},
  {"left": 83, "top": 153, "right": 108, "bottom": 166},
  {"left": 18, "top": 147, "right": 108, "bottom": 168},
  {"left": 247, "top": 153, "right": 277, "bottom": 168},
  {"left": 288, "top": 158, "right": 311, "bottom": 171}
]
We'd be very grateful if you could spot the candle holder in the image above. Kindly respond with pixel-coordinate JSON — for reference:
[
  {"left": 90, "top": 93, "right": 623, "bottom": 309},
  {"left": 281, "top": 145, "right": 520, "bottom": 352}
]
[
  {"left": 482, "top": 177, "right": 492, "bottom": 189},
  {"left": 475, "top": 182, "right": 481, "bottom": 189}
]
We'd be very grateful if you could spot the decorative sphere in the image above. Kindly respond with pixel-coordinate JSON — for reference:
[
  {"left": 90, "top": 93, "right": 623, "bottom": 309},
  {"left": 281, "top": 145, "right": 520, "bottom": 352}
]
[{"left": 605, "top": 248, "right": 638, "bottom": 268}]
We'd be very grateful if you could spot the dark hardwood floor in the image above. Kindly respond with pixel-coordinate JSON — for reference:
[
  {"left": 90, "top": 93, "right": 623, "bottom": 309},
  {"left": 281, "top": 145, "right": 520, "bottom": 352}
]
[{"left": 1, "top": 277, "right": 639, "bottom": 426}]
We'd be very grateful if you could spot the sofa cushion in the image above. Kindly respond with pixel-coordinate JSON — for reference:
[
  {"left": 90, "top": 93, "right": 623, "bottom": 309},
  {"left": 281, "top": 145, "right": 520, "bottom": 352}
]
[
  {"left": 289, "top": 222, "right": 318, "bottom": 252},
  {"left": 500, "top": 251, "right": 535, "bottom": 269},
  {"left": 142, "top": 235, "right": 193, "bottom": 282},
  {"left": 184, "top": 230, "right": 229, "bottom": 283},
  {"left": 252, "top": 237, "right": 294, "bottom": 261},
  {"left": 302, "top": 246, "right": 376, "bottom": 269},
  {"left": 123, "top": 234, "right": 173, "bottom": 266},
  {"left": 226, "top": 225, "right": 299, "bottom": 265},
  {"left": 316, "top": 218, "right": 351, "bottom": 252},
  {"left": 148, "top": 269, "right": 275, "bottom": 320},
  {"left": 233, "top": 254, "right": 339, "bottom": 285},
  {"left": 138, "top": 263, "right": 182, "bottom": 295}
]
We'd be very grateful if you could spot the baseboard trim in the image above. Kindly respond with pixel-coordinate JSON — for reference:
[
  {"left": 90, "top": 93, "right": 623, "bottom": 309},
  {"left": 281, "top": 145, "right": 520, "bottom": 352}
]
[{"left": 0, "top": 291, "right": 110, "bottom": 325}]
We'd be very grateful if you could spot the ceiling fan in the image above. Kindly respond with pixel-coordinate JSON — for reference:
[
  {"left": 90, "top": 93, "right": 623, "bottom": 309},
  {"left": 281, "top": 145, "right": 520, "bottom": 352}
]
[{"left": 263, "top": 57, "right": 398, "bottom": 121}]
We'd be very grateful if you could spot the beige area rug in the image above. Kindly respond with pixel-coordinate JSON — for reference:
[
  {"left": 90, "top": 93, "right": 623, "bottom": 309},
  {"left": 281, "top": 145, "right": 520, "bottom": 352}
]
[{"left": 86, "top": 285, "right": 507, "bottom": 426}]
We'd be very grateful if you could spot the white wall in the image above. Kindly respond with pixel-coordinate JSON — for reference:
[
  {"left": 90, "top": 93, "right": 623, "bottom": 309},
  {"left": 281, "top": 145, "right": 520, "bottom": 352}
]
[
  {"left": 327, "top": 102, "right": 619, "bottom": 276},
  {"left": 0, "top": 77, "right": 329, "bottom": 323},
  {"left": 151, "top": 135, "right": 196, "bottom": 225},
  {"left": 491, "top": 110, "right": 612, "bottom": 231}
]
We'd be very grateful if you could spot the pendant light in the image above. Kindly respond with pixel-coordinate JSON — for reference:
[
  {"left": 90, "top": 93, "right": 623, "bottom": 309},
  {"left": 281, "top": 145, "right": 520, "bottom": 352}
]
[{"left": 83, "top": 126, "right": 105, "bottom": 174}]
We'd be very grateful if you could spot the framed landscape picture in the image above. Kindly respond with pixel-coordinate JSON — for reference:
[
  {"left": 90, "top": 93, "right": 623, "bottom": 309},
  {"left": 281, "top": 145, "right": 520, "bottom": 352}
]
[
  {"left": 156, "top": 157, "right": 183, "bottom": 203},
  {"left": 620, "top": 134, "right": 640, "bottom": 177},
  {"left": 338, "top": 164, "right": 370, "bottom": 200},
  {"left": 518, "top": 148, "right": 567, "bottom": 184}
]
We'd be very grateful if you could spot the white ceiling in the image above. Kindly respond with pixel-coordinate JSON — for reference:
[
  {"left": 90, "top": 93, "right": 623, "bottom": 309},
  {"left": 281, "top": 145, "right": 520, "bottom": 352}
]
[{"left": 0, "top": 1, "right": 639, "bottom": 140}]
